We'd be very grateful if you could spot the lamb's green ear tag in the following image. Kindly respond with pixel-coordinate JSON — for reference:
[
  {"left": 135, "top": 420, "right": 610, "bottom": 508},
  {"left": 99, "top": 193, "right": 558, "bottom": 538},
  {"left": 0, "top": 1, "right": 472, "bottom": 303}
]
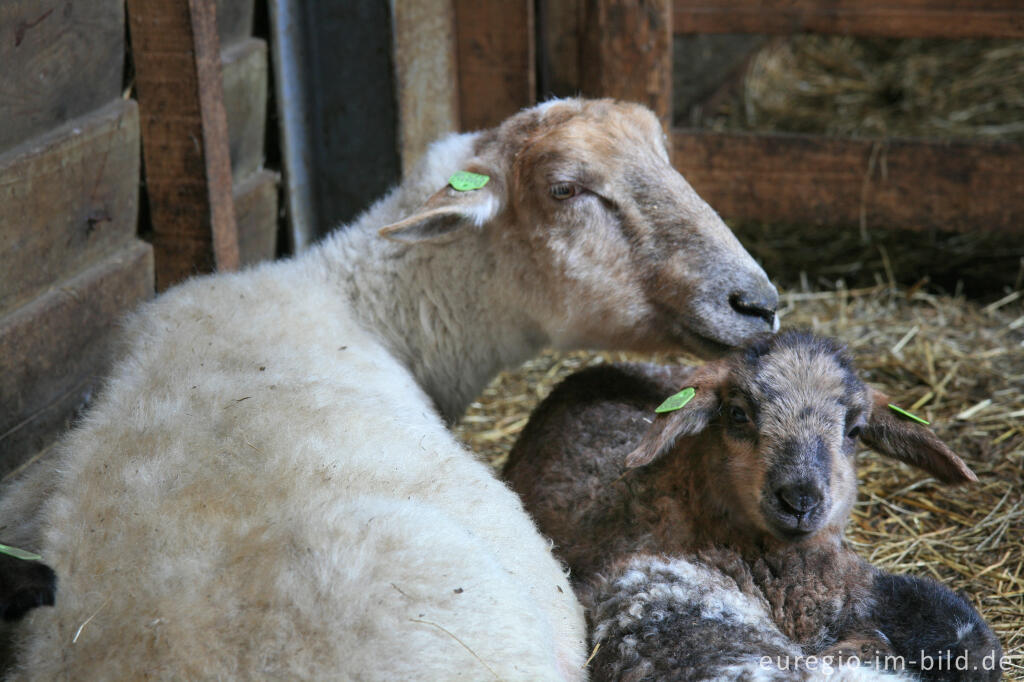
[
  {"left": 0, "top": 543, "right": 42, "bottom": 562},
  {"left": 655, "top": 387, "right": 696, "bottom": 414},
  {"left": 888, "top": 404, "right": 930, "bottom": 425},
  {"left": 448, "top": 171, "right": 489, "bottom": 192}
]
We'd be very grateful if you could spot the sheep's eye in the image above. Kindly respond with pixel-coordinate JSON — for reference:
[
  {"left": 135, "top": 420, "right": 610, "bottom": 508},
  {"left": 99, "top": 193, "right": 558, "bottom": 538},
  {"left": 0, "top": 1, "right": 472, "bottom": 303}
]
[
  {"left": 729, "top": 405, "right": 749, "bottom": 424},
  {"left": 847, "top": 425, "right": 863, "bottom": 440},
  {"left": 550, "top": 183, "right": 578, "bottom": 200}
]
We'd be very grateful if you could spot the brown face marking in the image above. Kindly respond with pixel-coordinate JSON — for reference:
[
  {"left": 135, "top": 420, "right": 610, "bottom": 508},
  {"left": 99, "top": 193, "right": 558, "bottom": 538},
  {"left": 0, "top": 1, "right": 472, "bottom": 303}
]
[{"left": 466, "top": 98, "right": 778, "bottom": 358}]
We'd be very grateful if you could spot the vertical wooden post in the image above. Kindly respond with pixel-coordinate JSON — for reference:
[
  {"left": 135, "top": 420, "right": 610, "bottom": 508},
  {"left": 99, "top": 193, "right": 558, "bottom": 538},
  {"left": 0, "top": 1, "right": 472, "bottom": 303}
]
[
  {"left": 537, "top": 0, "right": 583, "bottom": 99},
  {"left": 394, "top": 0, "right": 460, "bottom": 174},
  {"left": 128, "top": 0, "right": 239, "bottom": 291},
  {"left": 580, "top": 0, "right": 672, "bottom": 130},
  {"left": 454, "top": 0, "right": 535, "bottom": 131}
]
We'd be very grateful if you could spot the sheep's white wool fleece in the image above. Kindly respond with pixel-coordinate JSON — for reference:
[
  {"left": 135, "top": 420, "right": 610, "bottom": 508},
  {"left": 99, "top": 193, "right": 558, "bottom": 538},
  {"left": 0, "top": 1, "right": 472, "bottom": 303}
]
[{"left": 0, "top": 134, "right": 584, "bottom": 680}]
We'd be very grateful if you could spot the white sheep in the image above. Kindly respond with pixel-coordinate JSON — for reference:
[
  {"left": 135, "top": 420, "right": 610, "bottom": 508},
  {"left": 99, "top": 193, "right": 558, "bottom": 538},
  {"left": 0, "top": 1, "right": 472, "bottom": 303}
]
[{"left": 0, "top": 98, "right": 779, "bottom": 680}]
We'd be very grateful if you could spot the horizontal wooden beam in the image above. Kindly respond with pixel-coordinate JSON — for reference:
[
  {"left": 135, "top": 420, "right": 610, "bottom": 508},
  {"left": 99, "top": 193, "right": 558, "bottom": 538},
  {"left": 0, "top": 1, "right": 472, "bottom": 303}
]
[
  {"left": 0, "top": 0, "right": 124, "bottom": 154},
  {"left": 234, "top": 169, "right": 279, "bottom": 266},
  {"left": 0, "top": 100, "right": 140, "bottom": 315},
  {"left": 671, "top": 128, "right": 1024, "bottom": 234},
  {"left": 672, "top": 1, "right": 1024, "bottom": 39},
  {"left": 0, "top": 241, "right": 153, "bottom": 475}
]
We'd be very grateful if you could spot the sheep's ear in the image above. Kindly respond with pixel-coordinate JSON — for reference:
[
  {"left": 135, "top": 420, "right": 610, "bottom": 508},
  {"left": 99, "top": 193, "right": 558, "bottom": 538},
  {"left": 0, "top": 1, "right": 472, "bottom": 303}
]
[
  {"left": 624, "top": 364, "right": 727, "bottom": 469},
  {"left": 861, "top": 389, "right": 977, "bottom": 484},
  {"left": 378, "top": 176, "right": 501, "bottom": 244}
]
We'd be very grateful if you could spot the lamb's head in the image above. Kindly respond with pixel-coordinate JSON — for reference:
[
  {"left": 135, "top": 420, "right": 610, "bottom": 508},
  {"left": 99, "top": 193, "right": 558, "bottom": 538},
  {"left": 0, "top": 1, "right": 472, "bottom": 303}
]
[
  {"left": 379, "top": 98, "right": 777, "bottom": 358},
  {"left": 624, "top": 330, "right": 977, "bottom": 543}
]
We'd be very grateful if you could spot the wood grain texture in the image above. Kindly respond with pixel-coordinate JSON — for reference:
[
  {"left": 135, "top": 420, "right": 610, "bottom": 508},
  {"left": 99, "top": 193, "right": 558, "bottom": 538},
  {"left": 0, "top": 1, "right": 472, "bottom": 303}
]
[
  {"left": 234, "top": 169, "right": 279, "bottom": 266},
  {"left": 455, "top": 0, "right": 535, "bottom": 131},
  {"left": 538, "top": 0, "right": 583, "bottom": 99},
  {"left": 0, "top": 241, "right": 153, "bottom": 476},
  {"left": 128, "top": 0, "right": 239, "bottom": 291},
  {"left": 672, "top": 1, "right": 1024, "bottom": 39},
  {"left": 222, "top": 37, "right": 268, "bottom": 179},
  {"left": 0, "top": 0, "right": 124, "bottom": 154},
  {"left": 671, "top": 128, "right": 1024, "bottom": 234},
  {"left": 0, "top": 100, "right": 141, "bottom": 316},
  {"left": 394, "top": 0, "right": 459, "bottom": 173},
  {"left": 580, "top": 0, "right": 672, "bottom": 130}
]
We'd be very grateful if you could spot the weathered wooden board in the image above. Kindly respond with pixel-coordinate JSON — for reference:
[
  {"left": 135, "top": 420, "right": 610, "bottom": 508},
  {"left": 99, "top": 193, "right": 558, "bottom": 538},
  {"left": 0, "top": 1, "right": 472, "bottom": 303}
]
[
  {"left": 393, "top": 0, "right": 460, "bottom": 173},
  {"left": 128, "top": 0, "right": 239, "bottom": 291},
  {"left": 538, "top": 0, "right": 582, "bottom": 99},
  {"left": 0, "top": 100, "right": 140, "bottom": 316},
  {"left": 671, "top": 129, "right": 1024, "bottom": 233},
  {"left": 222, "top": 37, "right": 268, "bottom": 179},
  {"left": 580, "top": 0, "right": 672, "bottom": 130},
  {"left": 0, "top": 0, "right": 124, "bottom": 154},
  {"left": 454, "top": 0, "right": 535, "bottom": 131},
  {"left": 0, "top": 241, "right": 154, "bottom": 477},
  {"left": 234, "top": 169, "right": 279, "bottom": 266},
  {"left": 672, "top": 1, "right": 1024, "bottom": 39},
  {"left": 216, "top": 0, "right": 255, "bottom": 45}
]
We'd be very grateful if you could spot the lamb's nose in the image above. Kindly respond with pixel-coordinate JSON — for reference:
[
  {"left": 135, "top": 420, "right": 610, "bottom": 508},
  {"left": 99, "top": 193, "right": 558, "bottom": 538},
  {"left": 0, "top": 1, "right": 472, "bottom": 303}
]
[
  {"left": 776, "top": 483, "right": 823, "bottom": 517},
  {"left": 729, "top": 291, "right": 777, "bottom": 329}
]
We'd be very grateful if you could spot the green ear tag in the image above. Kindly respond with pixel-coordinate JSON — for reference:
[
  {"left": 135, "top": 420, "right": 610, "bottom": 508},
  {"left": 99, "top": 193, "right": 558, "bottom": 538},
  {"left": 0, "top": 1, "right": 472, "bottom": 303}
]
[
  {"left": 0, "top": 543, "right": 42, "bottom": 562},
  {"left": 888, "top": 404, "right": 930, "bottom": 425},
  {"left": 655, "top": 387, "right": 696, "bottom": 414},
  {"left": 448, "top": 171, "right": 490, "bottom": 192}
]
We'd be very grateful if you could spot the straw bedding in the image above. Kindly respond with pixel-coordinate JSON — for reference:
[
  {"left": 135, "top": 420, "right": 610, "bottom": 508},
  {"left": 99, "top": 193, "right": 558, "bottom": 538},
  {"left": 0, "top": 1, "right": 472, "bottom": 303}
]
[
  {"left": 455, "top": 285, "right": 1023, "bottom": 678},
  {"left": 457, "top": 34, "right": 1023, "bottom": 679}
]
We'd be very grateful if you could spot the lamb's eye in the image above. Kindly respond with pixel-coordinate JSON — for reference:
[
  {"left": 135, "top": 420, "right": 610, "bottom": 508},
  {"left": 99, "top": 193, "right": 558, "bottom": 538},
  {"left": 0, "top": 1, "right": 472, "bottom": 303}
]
[
  {"left": 550, "top": 183, "right": 578, "bottom": 200},
  {"left": 729, "top": 405, "right": 749, "bottom": 424},
  {"left": 847, "top": 425, "right": 863, "bottom": 440}
]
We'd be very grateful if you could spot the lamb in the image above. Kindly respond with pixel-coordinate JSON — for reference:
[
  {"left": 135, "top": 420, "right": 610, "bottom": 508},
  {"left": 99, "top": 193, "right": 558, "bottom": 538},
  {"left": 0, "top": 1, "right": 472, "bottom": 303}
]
[
  {"left": 0, "top": 98, "right": 780, "bottom": 680},
  {"left": 504, "top": 331, "right": 976, "bottom": 581},
  {"left": 588, "top": 545, "right": 1001, "bottom": 681},
  {"left": 504, "top": 330, "right": 999, "bottom": 680}
]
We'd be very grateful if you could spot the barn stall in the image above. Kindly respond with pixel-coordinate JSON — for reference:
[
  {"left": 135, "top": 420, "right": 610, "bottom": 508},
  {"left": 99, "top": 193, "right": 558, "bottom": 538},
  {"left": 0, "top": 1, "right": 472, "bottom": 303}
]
[{"left": 0, "top": 0, "right": 1021, "bottom": 677}]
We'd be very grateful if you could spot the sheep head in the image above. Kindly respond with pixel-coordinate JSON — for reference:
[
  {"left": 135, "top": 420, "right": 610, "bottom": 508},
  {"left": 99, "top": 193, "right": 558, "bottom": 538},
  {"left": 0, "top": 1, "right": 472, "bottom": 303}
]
[
  {"left": 625, "top": 331, "right": 976, "bottom": 543},
  {"left": 378, "top": 98, "right": 778, "bottom": 359}
]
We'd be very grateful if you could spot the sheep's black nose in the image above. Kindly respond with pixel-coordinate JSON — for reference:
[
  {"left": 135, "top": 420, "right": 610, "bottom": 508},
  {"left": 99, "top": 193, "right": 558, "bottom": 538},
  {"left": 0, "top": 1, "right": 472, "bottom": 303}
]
[
  {"left": 729, "top": 291, "right": 777, "bottom": 328},
  {"left": 776, "top": 483, "right": 822, "bottom": 517}
]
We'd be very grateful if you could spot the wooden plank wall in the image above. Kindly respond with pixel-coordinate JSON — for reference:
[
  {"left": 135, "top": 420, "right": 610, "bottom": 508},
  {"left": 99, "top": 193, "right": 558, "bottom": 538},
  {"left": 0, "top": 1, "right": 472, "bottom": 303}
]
[
  {"left": 672, "top": 131, "right": 1024, "bottom": 234},
  {"left": 672, "top": 1, "right": 1024, "bottom": 39},
  {"left": 129, "top": 0, "right": 278, "bottom": 290},
  {"left": 523, "top": 1, "right": 1024, "bottom": 235},
  {"left": 580, "top": 0, "right": 673, "bottom": 129},
  {"left": 128, "top": 0, "right": 240, "bottom": 290},
  {"left": 454, "top": 0, "right": 536, "bottom": 131},
  {"left": 217, "top": 2, "right": 279, "bottom": 267},
  {"left": 1, "top": 0, "right": 279, "bottom": 475},
  {"left": 0, "top": 0, "right": 153, "bottom": 476},
  {"left": 394, "top": 0, "right": 460, "bottom": 173}
]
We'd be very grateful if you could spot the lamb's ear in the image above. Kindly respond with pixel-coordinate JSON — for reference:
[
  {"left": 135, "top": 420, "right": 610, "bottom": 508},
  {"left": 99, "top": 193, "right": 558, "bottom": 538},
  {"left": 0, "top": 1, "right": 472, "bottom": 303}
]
[
  {"left": 378, "top": 176, "right": 501, "bottom": 244},
  {"left": 624, "top": 364, "right": 727, "bottom": 469},
  {"left": 861, "top": 389, "right": 977, "bottom": 484}
]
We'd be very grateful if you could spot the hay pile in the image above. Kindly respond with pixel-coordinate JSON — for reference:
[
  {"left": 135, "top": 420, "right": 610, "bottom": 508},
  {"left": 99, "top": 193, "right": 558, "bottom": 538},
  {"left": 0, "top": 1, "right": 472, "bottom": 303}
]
[
  {"left": 689, "top": 35, "right": 1024, "bottom": 298},
  {"left": 697, "top": 36, "right": 1024, "bottom": 143},
  {"left": 454, "top": 286, "right": 1024, "bottom": 678}
]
